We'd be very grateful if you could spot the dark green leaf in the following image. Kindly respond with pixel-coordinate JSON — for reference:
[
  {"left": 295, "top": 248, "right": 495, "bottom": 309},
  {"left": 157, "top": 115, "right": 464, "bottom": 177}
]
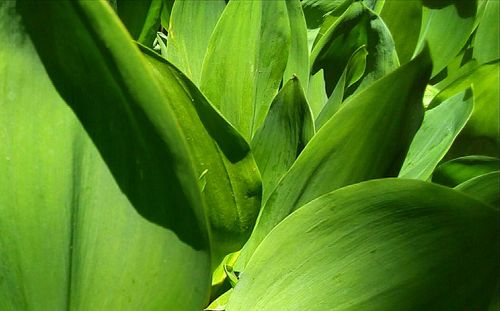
[
  {"left": 116, "top": 0, "right": 163, "bottom": 46},
  {"left": 433, "top": 156, "right": 500, "bottom": 187},
  {"left": 455, "top": 171, "right": 500, "bottom": 208}
]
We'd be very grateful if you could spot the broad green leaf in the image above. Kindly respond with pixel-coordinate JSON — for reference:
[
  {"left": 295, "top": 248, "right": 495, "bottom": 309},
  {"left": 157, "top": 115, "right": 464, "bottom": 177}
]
[
  {"left": 380, "top": 0, "right": 422, "bottom": 64},
  {"left": 414, "top": 0, "right": 477, "bottom": 77},
  {"left": 251, "top": 77, "right": 314, "bottom": 202},
  {"left": 116, "top": 0, "right": 163, "bottom": 46},
  {"left": 140, "top": 45, "right": 262, "bottom": 258},
  {"left": 166, "top": 0, "right": 225, "bottom": 85},
  {"left": 236, "top": 47, "right": 431, "bottom": 269},
  {"left": 455, "top": 171, "right": 500, "bottom": 208},
  {"left": 430, "top": 61, "right": 499, "bottom": 157},
  {"left": 227, "top": 179, "right": 499, "bottom": 311},
  {"left": 283, "top": 0, "right": 309, "bottom": 91},
  {"left": 200, "top": 0, "right": 290, "bottom": 140},
  {"left": 1, "top": 2, "right": 210, "bottom": 309},
  {"left": 315, "top": 45, "right": 368, "bottom": 128},
  {"left": 311, "top": 2, "right": 399, "bottom": 96},
  {"left": 160, "top": 0, "right": 174, "bottom": 29},
  {"left": 399, "top": 88, "right": 473, "bottom": 180},
  {"left": 433, "top": 156, "right": 500, "bottom": 187},
  {"left": 473, "top": 0, "right": 500, "bottom": 64}
]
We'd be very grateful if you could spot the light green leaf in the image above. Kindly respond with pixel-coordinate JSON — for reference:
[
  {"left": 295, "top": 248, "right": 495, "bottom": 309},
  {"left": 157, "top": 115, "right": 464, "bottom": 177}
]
[
  {"left": 455, "top": 171, "right": 500, "bottom": 208},
  {"left": 473, "top": 0, "right": 500, "bottom": 64},
  {"left": 433, "top": 156, "right": 500, "bottom": 187},
  {"left": 236, "top": 47, "right": 431, "bottom": 269},
  {"left": 140, "top": 45, "right": 262, "bottom": 258},
  {"left": 311, "top": 2, "right": 399, "bottom": 96},
  {"left": 430, "top": 61, "right": 499, "bottom": 157},
  {"left": 227, "top": 179, "right": 499, "bottom": 311},
  {"left": 399, "top": 88, "right": 473, "bottom": 180},
  {"left": 200, "top": 0, "right": 290, "bottom": 140},
  {"left": 2, "top": 1, "right": 211, "bottom": 309},
  {"left": 380, "top": 0, "right": 422, "bottom": 64},
  {"left": 166, "top": 0, "right": 225, "bottom": 85},
  {"left": 306, "top": 69, "right": 328, "bottom": 118},
  {"left": 414, "top": 0, "right": 477, "bottom": 77},
  {"left": 116, "top": 0, "right": 163, "bottom": 46},
  {"left": 363, "top": 0, "right": 385, "bottom": 13},
  {"left": 315, "top": 45, "right": 368, "bottom": 129},
  {"left": 284, "top": 0, "right": 310, "bottom": 91},
  {"left": 206, "top": 289, "right": 233, "bottom": 311},
  {"left": 251, "top": 77, "right": 314, "bottom": 202}
]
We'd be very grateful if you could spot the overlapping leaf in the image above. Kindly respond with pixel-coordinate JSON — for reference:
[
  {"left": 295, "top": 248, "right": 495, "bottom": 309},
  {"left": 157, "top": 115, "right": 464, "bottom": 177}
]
[
  {"left": 227, "top": 179, "right": 499, "bottom": 310},
  {"left": 455, "top": 171, "right": 500, "bottom": 208},
  {"left": 433, "top": 156, "right": 500, "bottom": 187},
  {"left": 116, "top": 0, "right": 163, "bottom": 46},
  {"left": 1, "top": 1, "right": 211, "bottom": 309},
  {"left": 236, "top": 47, "right": 431, "bottom": 269}
]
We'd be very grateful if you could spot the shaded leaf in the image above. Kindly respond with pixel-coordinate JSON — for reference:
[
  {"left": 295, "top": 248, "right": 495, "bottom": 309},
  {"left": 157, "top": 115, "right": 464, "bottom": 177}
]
[
  {"left": 200, "top": 0, "right": 290, "bottom": 140},
  {"left": 455, "top": 171, "right": 500, "bottom": 208},
  {"left": 236, "top": 46, "right": 431, "bottom": 269},
  {"left": 227, "top": 179, "right": 499, "bottom": 311},
  {"left": 433, "top": 156, "right": 500, "bottom": 187},
  {"left": 116, "top": 0, "right": 163, "bottom": 46},
  {"left": 251, "top": 77, "right": 314, "bottom": 202},
  {"left": 399, "top": 88, "right": 473, "bottom": 180},
  {"left": 1, "top": 2, "right": 211, "bottom": 309},
  {"left": 140, "top": 45, "right": 262, "bottom": 258}
]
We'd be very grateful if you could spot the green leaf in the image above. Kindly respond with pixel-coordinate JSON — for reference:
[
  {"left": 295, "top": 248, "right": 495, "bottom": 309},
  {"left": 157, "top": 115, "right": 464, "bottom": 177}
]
[
  {"left": 455, "top": 171, "right": 500, "bottom": 208},
  {"left": 430, "top": 61, "right": 499, "bottom": 157},
  {"left": 140, "top": 45, "right": 262, "bottom": 258},
  {"left": 399, "top": 88, "right": 473, "bottom": 180},
  {"left": 166, "top": 0, "right": 225, "bottom": 85},
  {"left": 311, "top": 2, "right": 399, "bottom": 96},
  {"left": 301, "top": 0, "right": 353, "bottom": 28},
  {"left": 116, "top": 0, "right": 163, "bottom": 46},
  {"left": 206, "top": 289, "right": 233, "bottom": 311},
  {"left": 473, "top": 0, "right": 500, "bottom": 64},
  {"left": 433, "top": 156, "right": 500, "bottom": 187},
  {"left": 306, "top": 69, "right": 328, "bottom": 118},
  {"left": 251, "top": 77, "right": 314, "bottom": 202},
  {"left": 227, "top": 179, "right": 499, "bottom": 310},
  {"left": 380, "top": 0, "right": 422, "bottom": 64},
  {"left": 236, "top": 47, "right": 431, "bottom": 269},
  {"left": 283, "top": 0, "right": 310, "bottom": 91},
  {"left": 315, "top": 45, "right": 368, "bottom": 128},
  {"left": 1, "top": 2, "right": 211, "bottom": 309},
  {"left": 414, "top": 0, "right": 477, "bottom": 77},
  {"left": 200, "top": 0, "right": 291, "bottom": 140}
]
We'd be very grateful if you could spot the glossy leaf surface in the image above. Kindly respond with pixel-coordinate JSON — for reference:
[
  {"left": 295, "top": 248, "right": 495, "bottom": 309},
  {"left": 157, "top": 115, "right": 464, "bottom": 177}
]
[{"left": 227, "top": 179, "right": 499, "bottom": 310}]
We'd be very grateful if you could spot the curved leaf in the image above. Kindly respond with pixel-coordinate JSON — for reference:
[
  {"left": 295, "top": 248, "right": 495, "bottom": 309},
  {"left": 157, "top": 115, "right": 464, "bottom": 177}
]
[
  {"left": 200, "top": 0, "right": 291, "bottom": 140},
  {"left": 166, "top": 0, "right": 225, "bottom": 84},
  {"left": 433, "top": 156, "right": 500, "bottom": 187},
  {"left": 251, "top": 77, "right": 314, "bottom": 202},
  {"left": 399, "top": 88, "right": 473, "bottom": 180},
  {"left": 227, "top": 179, "right": 498, "bottom": 311},
  {"left": 473, "top": 0, "right": 500, "bottom": 64},
  {"left": 236, "top": 47, "right": 431, "bottom": 269},
  {"left": 1, "top": 2, "right": 211, "bottom": 309},
  {"left": 414, "top": 0, "right": 477, "bottom": 77},
  {"left": 455, "top": 171, "right": 500, "bottom": 208},
  {"left": 116, "top": 0, "right": 163, "bottom": 46},
  {"left": 140, "top": 45, "right": 262, "bottom": 258}
]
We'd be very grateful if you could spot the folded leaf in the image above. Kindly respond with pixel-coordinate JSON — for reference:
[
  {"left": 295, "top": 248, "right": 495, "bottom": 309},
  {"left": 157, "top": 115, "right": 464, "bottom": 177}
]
[
  {"left": 200, "top": 0, "right": 290, "bottom": 140},
  {"left": 311, "top": 2, "right": 399, "bottom": 96},
  {"left": 236, "top": 46, "right": 431, "bottom": 269},
  {"left": 433, "top": 156, "right": 500, "bottom": 187},
  {"left": 1, "top": 2, "right": 211, "bottom": 309},
  {"left": 414, "top": 0, "right": 477, "bottom": 77},
  {"left": 166, "top": 0, "right": 225, "bottom": 84},
  {"left": 251, "top": 77, "right": 314, "bottom": 202},
  {"left": 227, "top": 179, "right": 499, "bottom": 310},
  {"left": 399, "top": 88, "right": 473, "bottom": 180},
  {"left": 116, "top": 0, "right": 163, "bottom": 46},
  {"left": 455, "top": 171, "right": 500, "bottom": 208},
  {"left": 140, "top": 45, "right": 262, "bottom": 258}
]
